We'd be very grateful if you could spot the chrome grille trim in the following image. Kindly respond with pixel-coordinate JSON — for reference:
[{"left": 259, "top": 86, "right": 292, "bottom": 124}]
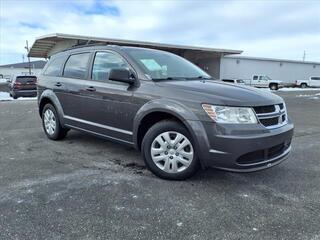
[{"left": 254, "top": 103, "right": 288, "bottom": 129}]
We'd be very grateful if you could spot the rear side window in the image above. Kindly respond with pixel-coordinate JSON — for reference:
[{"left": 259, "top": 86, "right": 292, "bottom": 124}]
[
  {"left": 44, "top": 56, "right": 65, "bottom": 76},
  {"left": 311, "top": 77, "right": 320, "bottom": 80},
  {"left": 16, "top": 76, "right": 37, "bottom": 83},
  {"left": 63, "top": 53, "right": 91, "bottom": 79},
  {"left": 237, "top": 79, "right": 244, "bottom": 83},
  {"left": 253, "top": 76, "right": 258, "bottom": 80}
]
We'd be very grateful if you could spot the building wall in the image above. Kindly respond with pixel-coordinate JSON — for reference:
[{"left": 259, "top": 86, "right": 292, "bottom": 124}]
[
  {"left": 0, "top": 67, "right": 43, "bottom": 79},
  {"left": 220, "top": 57, "right": 320, "bottom": 84},
  {"left": 182, "top": 51, "right": 222, "bottom": 78}
]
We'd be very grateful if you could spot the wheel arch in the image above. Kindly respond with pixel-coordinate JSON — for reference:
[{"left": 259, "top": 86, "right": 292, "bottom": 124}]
[
  {"left": 132, "top": 100, "right": 205, "bottom": 160},
  {"left": 38, "top": 90, "right": 65, "bottom": 126}
]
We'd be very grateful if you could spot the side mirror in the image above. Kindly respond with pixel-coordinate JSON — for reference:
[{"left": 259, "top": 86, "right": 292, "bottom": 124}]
[{"left": 109, "top": 68, "right": 135, "bottom": 84}]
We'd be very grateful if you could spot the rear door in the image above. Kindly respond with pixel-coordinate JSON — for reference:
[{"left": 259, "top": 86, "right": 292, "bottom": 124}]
[
  {"left": 258, "top": 75, "right": 269, "bottom": 87},
  {"left": 252, "top": 75, "right": 259, "bottom": 87},
  {"left": 58, "top": 52, "right": 93, "bottom": 119}
]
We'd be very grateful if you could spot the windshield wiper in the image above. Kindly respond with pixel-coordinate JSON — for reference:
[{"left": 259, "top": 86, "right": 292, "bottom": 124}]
[
  {"left": 185, "top": 76, "right": 214, "bottom": 80},
  {"left": 152, "top": 77, "right": 185, "bottom": 81}
]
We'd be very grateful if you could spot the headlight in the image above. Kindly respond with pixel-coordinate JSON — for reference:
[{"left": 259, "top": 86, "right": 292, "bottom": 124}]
[{"left": 202, "top": 104, "right": 257, "bottom": 124}]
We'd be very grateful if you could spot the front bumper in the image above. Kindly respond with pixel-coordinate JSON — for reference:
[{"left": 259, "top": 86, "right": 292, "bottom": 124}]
[{"left": 187, "top": 120, "right": 294, "bottom": 172}]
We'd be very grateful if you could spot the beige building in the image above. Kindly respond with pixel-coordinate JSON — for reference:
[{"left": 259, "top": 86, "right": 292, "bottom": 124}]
[{"left": 0, "top": 60, "right": 46, "bottom": 80}]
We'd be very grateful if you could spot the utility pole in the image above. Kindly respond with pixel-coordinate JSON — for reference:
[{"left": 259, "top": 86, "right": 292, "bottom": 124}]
[
  {"left": 22, "top": 54, "right": 25, "bottom": 63},
  {"left": 303, "top": 50, "right": 306, "bottom": 62},
  {"left": 24, "top": 40, "right": 31, "bottom": 75}
]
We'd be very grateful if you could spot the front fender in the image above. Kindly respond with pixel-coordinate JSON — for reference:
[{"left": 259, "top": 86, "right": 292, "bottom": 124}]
[
  {"left": 39, "top": 89, "right": 66, "bottom": 126},
  {"left": 132, "top": 99, "right": 210, "bottom": 168}
]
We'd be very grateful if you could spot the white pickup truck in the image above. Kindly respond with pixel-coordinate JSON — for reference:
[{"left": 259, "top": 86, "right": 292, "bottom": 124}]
[
  {"left": 244, "top": 75, "right": 283, "bottom": 90},
  {"left": 295, "top": 76, "right": 320, "bottom": 88}
]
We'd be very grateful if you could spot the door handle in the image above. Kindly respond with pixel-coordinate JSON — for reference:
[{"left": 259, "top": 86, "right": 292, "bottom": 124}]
[
  {"left": 55, "top": 82, "right": 62, "bottom": 87},
  {"left": 86, "top": 86, "right": 96, "bottom": 92}
]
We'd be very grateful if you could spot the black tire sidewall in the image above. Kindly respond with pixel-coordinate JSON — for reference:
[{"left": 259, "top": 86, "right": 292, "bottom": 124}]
[
  {"left": 142, "top": 121, "right": 199, "bottom": 180},
  {"left": 270, "top": 84, "right": 278, "bottom": 90},
  {"left": 42, "top": 104, "right": 62, "bottom": 140}
]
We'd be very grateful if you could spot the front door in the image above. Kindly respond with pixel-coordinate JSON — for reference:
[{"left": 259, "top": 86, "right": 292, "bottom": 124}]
[
  {"left": 73, "top": 51, "right": 137, "bottom": 143},
  {"left": 310, "top": 77, "right": 320, "bottom": 87}
]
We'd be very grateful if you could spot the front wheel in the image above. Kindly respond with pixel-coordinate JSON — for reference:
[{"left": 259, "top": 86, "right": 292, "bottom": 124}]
[
  {"left": 142, "top": 120, "right": 199, "bottom": 180},
  {"left": 42, "top": 104, "right": 68, "bottom": 140}
]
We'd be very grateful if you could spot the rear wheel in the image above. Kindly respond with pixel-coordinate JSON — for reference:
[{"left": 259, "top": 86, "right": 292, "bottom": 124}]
[
  {"left": 142, "top": 120, "right": 199, "bottom": 180},
  {"left": 269, "top": 83, "right": 278, "bottom": 90},
  {"left": 301, "top": 83, "right": 307, "bottom": 88},
  {"left": 42, "top": 104, "right": 68, "bottom": 140}
]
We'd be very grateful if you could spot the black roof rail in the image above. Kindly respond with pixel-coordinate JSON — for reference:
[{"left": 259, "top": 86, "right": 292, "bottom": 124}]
[{"left": 62, "top": 40, "right": 121, "bottom": 52}]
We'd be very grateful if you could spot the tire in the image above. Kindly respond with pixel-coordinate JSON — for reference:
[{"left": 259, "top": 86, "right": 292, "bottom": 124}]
[
  {"left": 42, "top": 103, "right": 68, "bottom": 140},
  {"left": 142, "top": 120, "right": 199, "bottom": 180},
  {"left": 269, "top": 83, "right": 278, "bottom": 90},
  {"left": 301, "top": 83, "right": 307, "bottom": 88}
]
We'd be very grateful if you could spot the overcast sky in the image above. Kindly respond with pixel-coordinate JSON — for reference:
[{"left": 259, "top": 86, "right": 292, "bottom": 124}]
[{"left": 0, "top": 0, "right": 319, "bottom": 65}]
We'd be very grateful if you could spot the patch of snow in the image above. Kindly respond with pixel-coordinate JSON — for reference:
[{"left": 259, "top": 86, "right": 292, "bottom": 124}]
[
  {"left": 278, "top": 87, "right": 320, "bottom": 92},
  {"left": 177, "top": 222, "right": 183, "bottom": 227},
  {"left": 0, "top": 91, "right": 37, "bottom": 102},
  {"left": 253, "top": 228, "right": 258, "bottom": 231}
]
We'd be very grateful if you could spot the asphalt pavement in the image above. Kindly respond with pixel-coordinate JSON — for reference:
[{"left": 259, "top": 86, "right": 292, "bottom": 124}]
[{"left": 0, "top": 90, "right": 319, "bottom": 240}]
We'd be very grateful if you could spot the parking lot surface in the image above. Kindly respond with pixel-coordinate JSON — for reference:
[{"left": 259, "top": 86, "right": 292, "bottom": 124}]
[{"left": 0, "top": 90, "right": 320, "bottom": 240}]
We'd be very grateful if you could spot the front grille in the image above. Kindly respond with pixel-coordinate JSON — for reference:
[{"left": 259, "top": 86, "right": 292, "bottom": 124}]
[
  {"left": 253, "top": 105, "right": 275, "bottom": 114},
  {"left": 253, "top": 103, "right": 287, "bottom": 129}
]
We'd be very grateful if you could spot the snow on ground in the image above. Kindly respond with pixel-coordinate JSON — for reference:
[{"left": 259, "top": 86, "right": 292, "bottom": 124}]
[
  {"left": 278, "top": 87, "right": 320, "bottom": 92},
  {"left": 0, "top": 92, "right": 37, "bottom": 102}
]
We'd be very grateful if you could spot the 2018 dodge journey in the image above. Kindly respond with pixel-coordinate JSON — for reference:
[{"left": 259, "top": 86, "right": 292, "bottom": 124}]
[{"left": 37, "top": 45, "right": 294, "bottom": 180}]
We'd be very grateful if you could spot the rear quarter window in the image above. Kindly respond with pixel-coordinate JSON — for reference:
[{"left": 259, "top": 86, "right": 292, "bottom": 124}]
[{"left": 44, "top": 55, "right": 66, "bottom": 76}]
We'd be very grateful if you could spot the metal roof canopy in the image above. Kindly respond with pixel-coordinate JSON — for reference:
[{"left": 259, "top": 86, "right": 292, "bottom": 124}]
[{"left": 28, "top": 33, "right": 242, "bottom": 58}]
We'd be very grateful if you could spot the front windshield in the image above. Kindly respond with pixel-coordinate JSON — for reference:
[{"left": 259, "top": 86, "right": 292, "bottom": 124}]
[
  {"left": 125, "top": 48, "right": 211, "bottom": 80},
  {"left": 265, "top": 76, "right": 272, "bottom": 80}
]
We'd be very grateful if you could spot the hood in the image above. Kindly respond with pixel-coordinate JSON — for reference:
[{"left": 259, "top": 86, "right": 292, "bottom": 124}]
[{"left": 156, "top": 80, "right": 283, "bottom": 106}]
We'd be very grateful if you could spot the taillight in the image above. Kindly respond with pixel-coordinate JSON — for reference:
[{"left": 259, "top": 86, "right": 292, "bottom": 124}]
[{"left": 14, "top": 82, "right": 22, "bottom": 88}]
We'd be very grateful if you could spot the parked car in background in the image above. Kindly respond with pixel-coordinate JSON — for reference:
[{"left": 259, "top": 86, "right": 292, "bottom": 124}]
[
  {"left": 295, "top": 76, "right": 320, "bottom": 88},
  {"left": 0, "top": 78, "right": 7, "bottom": 85},
  {"left": 37, "top": 45, "right": 294, "bottom": 180},
  {"left": 222, "top": 78, "right": 246, "bottom": 85},
  {"left": 244, "top": 75, "right": 283, "bottom": 90},
  {"left": 9, "top": 75, "right": 37, "bottom": 99}
]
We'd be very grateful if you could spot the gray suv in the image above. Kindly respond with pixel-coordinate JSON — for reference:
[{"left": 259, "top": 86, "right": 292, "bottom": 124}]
[{"left": 37, "top": 45, "right": 294, "bottom": 180}]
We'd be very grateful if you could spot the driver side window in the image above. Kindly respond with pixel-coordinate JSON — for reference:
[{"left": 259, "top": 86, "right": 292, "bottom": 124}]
[{"left": 92, "top": 51, "right": 129, "bottom": 81}]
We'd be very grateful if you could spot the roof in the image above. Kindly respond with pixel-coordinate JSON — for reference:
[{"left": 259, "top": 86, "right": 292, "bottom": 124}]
[
  {"left": 0, "top": 60, "right": 47, "bottom": 69},
  {"left": 225, "top": 55, "right": 320, "bottom": 65},
  {"left": 28, "top": 33, "right": 242, "bottom": 58}
]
